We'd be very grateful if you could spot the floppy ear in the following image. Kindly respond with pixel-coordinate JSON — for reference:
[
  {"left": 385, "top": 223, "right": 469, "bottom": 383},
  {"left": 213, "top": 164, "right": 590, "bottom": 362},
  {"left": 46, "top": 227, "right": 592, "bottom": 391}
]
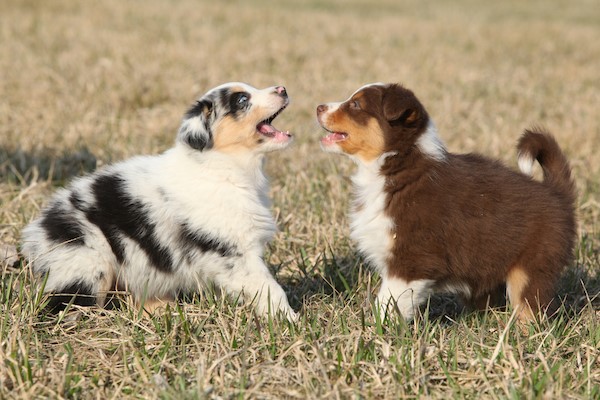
[
  {"left": 382, "top": 86, "right": 421, "bottom": 127},
  {"left": 177, "top": 99, "right": 214, "bottom": 151},
  {"left": 386, "top": 108, "right": 420, "bottom": 127}
]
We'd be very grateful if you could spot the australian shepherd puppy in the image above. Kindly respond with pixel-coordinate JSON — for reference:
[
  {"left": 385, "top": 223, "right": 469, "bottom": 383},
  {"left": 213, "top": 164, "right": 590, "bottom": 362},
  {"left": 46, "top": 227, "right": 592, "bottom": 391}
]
[
  {"left": 22, "top": 82, "right": 297, "bottom": 320},
  {"left": 316, "top": 83, "right": 576, "bottom": 322}
]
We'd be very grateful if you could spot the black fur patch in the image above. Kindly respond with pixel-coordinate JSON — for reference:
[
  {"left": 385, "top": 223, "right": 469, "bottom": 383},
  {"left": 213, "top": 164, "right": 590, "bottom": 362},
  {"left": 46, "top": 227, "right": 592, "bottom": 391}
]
[
  {"left": 45, "top": 280, "right": 96, "bottom": 313},
  {"left": 183, "top": 99, "right": 214, "bottom": 151},
  {"left": 185, "top": 134, "right": 211, "bottom": 151},
  {"left": 221, "top": 89, "right": 250, "bottom": 118},
  {"left": 86, "top": 174, "right": 174, "bottom": 272},
  {"left": 41, "top": 201, "right": 85, "bottom": 245},
  {"left": 69, "top": 191, "right": 85, "bottom": 209},
  {"left": 218, "top": 88, "right": 231, "bottom": 109},
  {"left": 185, "top": 98, "right": 213, "bottom": 120},
  {"left": 179, "top": 224, "right": 240, "bottom": 258}
]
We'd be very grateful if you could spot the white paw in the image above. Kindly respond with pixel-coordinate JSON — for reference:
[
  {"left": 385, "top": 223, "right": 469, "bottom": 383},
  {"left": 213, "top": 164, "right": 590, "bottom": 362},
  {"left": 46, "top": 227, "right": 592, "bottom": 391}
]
[
  {"left": 377, "top": 297, "right": 415, "bottom": 322},
  {"left": 255, "top": 299, "right": 297, "bottom": 321},
  {"left": 283, "top": 308, "right": 299, "bottom": 322},
  {"left": 377, "top": 277, "right": 433, "bottom": 321}
]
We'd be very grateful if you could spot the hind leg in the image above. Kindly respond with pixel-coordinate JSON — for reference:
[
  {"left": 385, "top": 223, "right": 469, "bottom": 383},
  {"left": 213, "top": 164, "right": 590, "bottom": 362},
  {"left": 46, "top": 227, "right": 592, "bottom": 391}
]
[
  {"left": 95, "top": 267, "right": 116, "bottom": 307},
  {"left": 30, "top": 246, "right": 116, "bottom": 312},
  {"left": 506, "top": 266, "right": 556, "bottom": 322},
  {"left": 506, "top": 267, "right": 535, "bottom": 321}
]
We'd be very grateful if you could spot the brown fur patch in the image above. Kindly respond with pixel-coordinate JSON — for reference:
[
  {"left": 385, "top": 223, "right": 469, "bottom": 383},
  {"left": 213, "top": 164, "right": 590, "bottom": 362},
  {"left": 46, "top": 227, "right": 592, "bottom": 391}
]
[
  {"left": 140, "top": 298, "right": 174, "bottom": 315},
  {"left": 212, "top": 115, "right": 261, "bottom": 153},
  {"left": 96, "top": 268, "right": 116, "bottom": 307},
  {"left": 506, "top": 267, "right": 535, "bottom": 320},
  {"left": 330, "top": 116, "right": 384, "bottom": 161}
]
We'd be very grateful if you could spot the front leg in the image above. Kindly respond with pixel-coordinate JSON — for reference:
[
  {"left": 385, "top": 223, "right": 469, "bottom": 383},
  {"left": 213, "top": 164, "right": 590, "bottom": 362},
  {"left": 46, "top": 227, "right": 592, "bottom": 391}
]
[
  {"left": 214, "top": 256, "right": 297, "bottom": 321},
  {"left": 377, "top": 275, "right": 433, "bottom": 321}
]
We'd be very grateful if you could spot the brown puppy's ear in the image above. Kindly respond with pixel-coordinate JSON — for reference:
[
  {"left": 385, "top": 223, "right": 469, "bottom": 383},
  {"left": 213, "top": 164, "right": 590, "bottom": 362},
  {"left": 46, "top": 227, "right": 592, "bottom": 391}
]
[
  {"left": 382, "top": 86, "right": 421, "bottom": 126},
  {"left": 387, "top": 108, "right": 420, "bottom": 127}
]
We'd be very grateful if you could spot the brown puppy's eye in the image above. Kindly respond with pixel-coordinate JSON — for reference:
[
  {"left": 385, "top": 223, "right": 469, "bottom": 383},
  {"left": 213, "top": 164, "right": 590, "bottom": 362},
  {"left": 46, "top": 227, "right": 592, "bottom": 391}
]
[{"left": 350, "top": 100, "right": 361, "bottom": 110}]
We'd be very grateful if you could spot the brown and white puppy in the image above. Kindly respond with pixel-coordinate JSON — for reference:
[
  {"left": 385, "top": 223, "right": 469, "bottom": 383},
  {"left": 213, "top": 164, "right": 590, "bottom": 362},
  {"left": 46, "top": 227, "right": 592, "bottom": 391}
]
[
  {"left": 316, "top": 83, "right": 576, "bottom": 322},
  {"left": 22, "top": 82, "right": 297, "bottom": 320}
]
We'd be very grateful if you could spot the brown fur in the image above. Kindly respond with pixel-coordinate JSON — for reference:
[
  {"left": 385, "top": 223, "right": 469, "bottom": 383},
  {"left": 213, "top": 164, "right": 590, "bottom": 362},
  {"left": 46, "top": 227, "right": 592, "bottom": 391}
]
[
  {"left": 316, "top": 89, "right": 387, "bottom": 162},
  {"left": 318, "top": 83, "right": 576, "bottom": 321},
  {"left": 213, "top": 115, "right": 266, "bottom": 152}
]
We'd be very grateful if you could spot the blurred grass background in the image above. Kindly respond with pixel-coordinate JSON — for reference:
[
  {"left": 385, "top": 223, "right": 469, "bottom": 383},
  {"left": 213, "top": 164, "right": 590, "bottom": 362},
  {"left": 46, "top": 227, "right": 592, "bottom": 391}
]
[{"left": 1, "top": 0, "right": 599, "bottom": 398}]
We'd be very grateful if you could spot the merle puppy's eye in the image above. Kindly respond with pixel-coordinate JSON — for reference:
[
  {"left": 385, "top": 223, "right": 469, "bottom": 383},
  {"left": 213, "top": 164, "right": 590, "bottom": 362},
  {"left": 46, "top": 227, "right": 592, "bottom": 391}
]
[
  {"left": 229, "top": 92, "right": 250, "bottom": 113},
  {"left": 236, "top": 94, "right": 249, "bottom": 105}
]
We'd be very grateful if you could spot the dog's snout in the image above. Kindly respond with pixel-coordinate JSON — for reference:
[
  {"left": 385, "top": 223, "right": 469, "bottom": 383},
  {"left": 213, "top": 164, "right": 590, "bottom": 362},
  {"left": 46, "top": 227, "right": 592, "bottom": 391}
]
[
  {"left": 317, "top": 104, "right": 328, "bottom": 115},
  {"left": 275, "top": 86, "right": 287, "bottom": 97}
]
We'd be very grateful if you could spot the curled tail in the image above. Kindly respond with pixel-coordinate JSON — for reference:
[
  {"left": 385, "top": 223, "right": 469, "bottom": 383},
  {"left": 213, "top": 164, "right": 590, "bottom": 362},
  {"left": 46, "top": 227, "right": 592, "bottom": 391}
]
[{"left": 517, "top": 127, "right": 576, "bottom": 204}]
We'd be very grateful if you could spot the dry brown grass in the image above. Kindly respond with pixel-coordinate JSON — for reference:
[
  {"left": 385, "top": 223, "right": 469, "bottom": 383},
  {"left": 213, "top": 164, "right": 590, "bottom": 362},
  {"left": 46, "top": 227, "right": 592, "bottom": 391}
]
[{"left": 1, "top": 0, "right": 599, "bottom": 398}]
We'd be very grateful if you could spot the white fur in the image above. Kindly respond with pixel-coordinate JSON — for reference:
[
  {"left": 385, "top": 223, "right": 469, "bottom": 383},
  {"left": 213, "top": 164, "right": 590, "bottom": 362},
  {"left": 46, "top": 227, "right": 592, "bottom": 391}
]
[
  {"left": 350, "top": 82, "right": 385, "bottom": 97},
  {"left": 436, "top": 281, "right": 471, "bottom": 298},
  {"left": 518, "top": 154, "right": 534, "bottom": 176},
  {"left": 21, "top": 83, "right": 296, "bottom": 320},
  {"left": 350, "top": 154, "right": 436, "bottom": 321},
  {"left": 324, "top": 101, "right": 342, "bottom": 112},
  {"left": 416, "top": 120, "right": 447, "bottom": 161},
  {"left": 377, "top": 276, "right": 434, "bottom": 320},
  {"left": 349, "top": 154, "right": 396, "bottom": 274}
]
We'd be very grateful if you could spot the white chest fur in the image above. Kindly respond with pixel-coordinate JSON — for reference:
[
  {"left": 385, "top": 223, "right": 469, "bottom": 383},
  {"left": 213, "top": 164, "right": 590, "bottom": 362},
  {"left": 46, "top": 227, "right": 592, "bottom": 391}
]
[
  {"left": 349, "top": 157, "right": 395, "bottom": 274},
  {"left": 156, "top": 147, "right": 277, "bottom": 252}
]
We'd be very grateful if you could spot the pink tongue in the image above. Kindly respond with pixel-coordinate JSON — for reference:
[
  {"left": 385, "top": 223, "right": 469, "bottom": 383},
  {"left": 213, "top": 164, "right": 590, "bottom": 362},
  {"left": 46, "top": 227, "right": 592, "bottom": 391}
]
[
  {"left": 258, "top": 122, "right": 277, "bottom": 134},
  {"left": 257, "top": 122, "right": 291, "bottom": 142},
  {"left": 321, "top": 132, "right": 347, "bottom": 146},
  {"left": 328, "top": 132, "right": 346, "bottom": 141}
]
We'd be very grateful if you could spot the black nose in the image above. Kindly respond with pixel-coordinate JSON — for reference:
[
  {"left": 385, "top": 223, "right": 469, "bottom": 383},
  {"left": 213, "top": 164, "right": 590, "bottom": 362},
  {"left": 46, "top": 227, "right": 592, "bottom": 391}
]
[
  {"left": 317, "top": 104, "right": 327, "bottom": 114},
  {"left": 275, "top": 86, "right": 287, "bottom": 97}
]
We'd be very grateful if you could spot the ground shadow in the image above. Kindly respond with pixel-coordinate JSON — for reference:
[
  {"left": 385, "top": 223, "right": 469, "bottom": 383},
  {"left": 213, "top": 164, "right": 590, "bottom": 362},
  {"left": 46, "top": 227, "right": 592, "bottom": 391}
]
[
  {"left": 287, "top": 248, "right": 600, "bottom": 323},
  {"left": 283, "top": 251, "right": 470, "bottom": 324},
  {"left": 0, "top": 145, "right": 97, "bottom": 184},
  {"left": 278, "top": 251, "right": 364, "bottom": 311}
]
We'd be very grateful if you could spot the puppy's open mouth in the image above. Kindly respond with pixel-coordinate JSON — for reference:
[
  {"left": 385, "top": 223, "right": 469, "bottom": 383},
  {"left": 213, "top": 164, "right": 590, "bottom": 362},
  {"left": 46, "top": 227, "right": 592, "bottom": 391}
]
[
  {"left": 321, "top": 127, "right": 348, "bottom": 145},
  {"left": 256, "top": 103, "right": 291, "bottom": 140}
]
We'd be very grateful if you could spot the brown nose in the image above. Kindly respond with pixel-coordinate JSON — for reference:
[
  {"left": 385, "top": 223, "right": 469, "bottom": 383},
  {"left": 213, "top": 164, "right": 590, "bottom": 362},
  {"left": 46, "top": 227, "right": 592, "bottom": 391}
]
[
  {"left": 317, "top": 104, "right": 328, "bottom": 115},
  {"left": 275, "top": 86, "right": 287, "bottom": 97}
]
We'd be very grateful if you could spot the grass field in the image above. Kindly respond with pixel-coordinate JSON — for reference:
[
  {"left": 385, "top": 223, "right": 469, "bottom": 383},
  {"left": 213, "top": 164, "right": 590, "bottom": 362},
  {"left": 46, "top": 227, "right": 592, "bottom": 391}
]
[{"left": 1, "top": 0, "right": 600, "bottom": 398}]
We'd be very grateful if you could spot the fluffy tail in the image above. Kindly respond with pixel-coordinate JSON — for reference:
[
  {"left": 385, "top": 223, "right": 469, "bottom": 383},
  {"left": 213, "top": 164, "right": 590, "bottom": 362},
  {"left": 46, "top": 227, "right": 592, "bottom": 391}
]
[{"left": 517, "top": 128, "right": 576, "bottom": 203}]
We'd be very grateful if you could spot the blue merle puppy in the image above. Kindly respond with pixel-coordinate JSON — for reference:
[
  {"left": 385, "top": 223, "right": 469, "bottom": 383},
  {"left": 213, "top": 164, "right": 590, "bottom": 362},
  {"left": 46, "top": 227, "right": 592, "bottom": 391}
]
[{"left": 21, "top": 82, "right": 297, "bottom": 320}]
